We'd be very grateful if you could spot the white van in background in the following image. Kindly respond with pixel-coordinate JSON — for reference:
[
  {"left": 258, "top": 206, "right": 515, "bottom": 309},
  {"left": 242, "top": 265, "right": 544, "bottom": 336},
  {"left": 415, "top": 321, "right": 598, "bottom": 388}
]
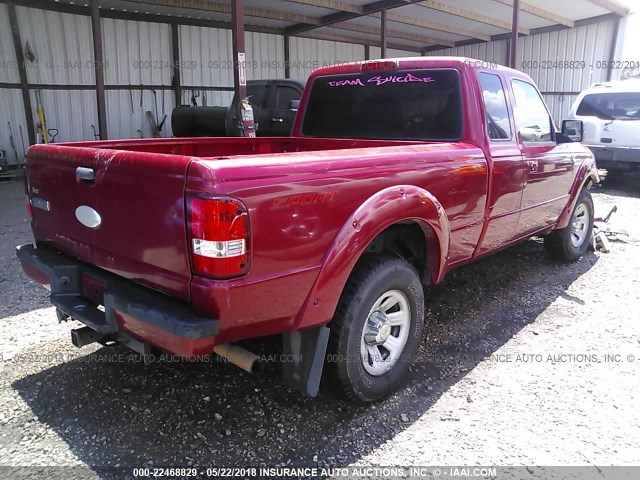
[{"left": 563, "top": 80, "right": 640, "bottom": 174}]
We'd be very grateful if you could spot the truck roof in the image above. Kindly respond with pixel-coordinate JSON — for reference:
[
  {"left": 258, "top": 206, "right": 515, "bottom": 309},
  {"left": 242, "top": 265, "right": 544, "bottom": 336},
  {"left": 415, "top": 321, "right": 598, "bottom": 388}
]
[
  {"left": 585, "top": 79, "right": 640, "bottom": 92},
  {"left": 246, "top": 79, "right": 306, "bottom": 88},
  {"left": 310, "top": 56, "right": 527, "bottom": 79}
]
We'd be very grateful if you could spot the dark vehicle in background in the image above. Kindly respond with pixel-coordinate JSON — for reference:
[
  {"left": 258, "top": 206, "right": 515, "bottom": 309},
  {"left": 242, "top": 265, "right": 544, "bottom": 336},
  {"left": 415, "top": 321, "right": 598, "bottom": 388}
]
[{"left": 172, "top": 79, "right": 304, "bottom": 137}]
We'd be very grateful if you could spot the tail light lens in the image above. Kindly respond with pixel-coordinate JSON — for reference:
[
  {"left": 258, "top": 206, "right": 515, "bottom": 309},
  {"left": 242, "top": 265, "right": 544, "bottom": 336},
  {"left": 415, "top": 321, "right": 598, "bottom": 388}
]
[{"left": 189, "top": 197, "right": 250, "bottom": 279}]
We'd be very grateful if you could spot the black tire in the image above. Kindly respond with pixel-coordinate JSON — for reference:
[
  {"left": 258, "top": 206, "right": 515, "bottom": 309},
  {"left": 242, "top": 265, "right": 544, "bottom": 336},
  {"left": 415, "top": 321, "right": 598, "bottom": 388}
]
[
  {"left": 544, "top": 188, "right": 594, "bottom": 262},
  {"left": 326, "top": 255, "right": 425, "bottom": 403}
]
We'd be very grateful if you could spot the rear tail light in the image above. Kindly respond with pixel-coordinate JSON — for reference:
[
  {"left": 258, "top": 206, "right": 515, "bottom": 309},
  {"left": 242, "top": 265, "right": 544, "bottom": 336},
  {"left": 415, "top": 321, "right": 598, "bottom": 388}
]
[
  {"left": 189, "top": 197, "right": 250, "bottom": 279},
  {"left": 26, "top": 198, "right": 33, "bottom": 219}
]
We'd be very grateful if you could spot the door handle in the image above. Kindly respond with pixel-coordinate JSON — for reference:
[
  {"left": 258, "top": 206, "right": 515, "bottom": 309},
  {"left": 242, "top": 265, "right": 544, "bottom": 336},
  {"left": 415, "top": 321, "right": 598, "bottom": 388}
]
[
  {"left": 272, "top": 117, "right": 284, "bottom": 123},
  {"left": 76, "top": 166, "right": 95, "bottom": 182},
  {"left": 526, "top": 160, "right": 539, "bottom": 173}
]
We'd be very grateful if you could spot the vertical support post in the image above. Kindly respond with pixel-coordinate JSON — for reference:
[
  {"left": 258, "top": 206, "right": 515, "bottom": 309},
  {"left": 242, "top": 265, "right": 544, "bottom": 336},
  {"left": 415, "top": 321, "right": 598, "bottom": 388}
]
[
  {"left": 171, "top": 23, "right": 182, "bottom": 107},
  {"left": 607, "top": 16, "right": 621, "bottom": 81},
  {"left": 7, "top": 1, "right": 36, "bottom": 146},
  {"left": 380, "top": 8, "right": 387, "bottom": 59},
  {"left": 506, "top": 39, "right": 511, "bottom": 68},
  {"left": 231, "top": 0, "right": 247, "bottom": 109},
  {"left": 284, "top": 34, "right": 291, "bottom": 79},
  {"left": 364, "top": 45, "right": 370, "bottom": 60},
  {"left": 509, "top": 0, "right": 520, "bottom": 69},
  {"left": 90, "top": 0, "right": 108, "bottom": 140}
]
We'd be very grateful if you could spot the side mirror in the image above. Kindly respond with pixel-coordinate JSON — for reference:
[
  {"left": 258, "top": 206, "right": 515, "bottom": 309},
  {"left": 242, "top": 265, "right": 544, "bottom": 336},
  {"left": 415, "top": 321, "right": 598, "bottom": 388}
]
[
  {"left": 561, "top": 119, "right": 583, "bottom": 142},
  {"left": 289, "top": 100, "right": 300, "bottom": 111}
]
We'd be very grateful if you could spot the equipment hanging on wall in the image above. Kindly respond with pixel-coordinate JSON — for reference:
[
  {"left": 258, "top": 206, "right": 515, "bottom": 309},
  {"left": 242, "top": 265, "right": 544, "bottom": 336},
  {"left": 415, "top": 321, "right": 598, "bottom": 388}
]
[
  {"left": 146, "top": 110, "right": 166, "bottom": 138},
  {"left": 149, "top": 89, "right": 167, "bottom": 137},
  {"left": 48, "top": 129, "right": 59, "bottom": 143},
  {"left": 35, "top": 91, "right": 49, "bottom": 144}
]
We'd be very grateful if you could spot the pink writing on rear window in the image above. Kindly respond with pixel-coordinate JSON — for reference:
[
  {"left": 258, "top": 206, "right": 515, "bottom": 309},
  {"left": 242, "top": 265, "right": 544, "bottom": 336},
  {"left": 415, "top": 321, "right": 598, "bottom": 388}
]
[
  {"left": 327, "top": 79, "right": 365, "bottom": 87},
  {"left": 368, "top": 74, "right": 435, "bottom": 85},
  {"left": 327, "top": 73, "right": 435, "bottom": 87}
]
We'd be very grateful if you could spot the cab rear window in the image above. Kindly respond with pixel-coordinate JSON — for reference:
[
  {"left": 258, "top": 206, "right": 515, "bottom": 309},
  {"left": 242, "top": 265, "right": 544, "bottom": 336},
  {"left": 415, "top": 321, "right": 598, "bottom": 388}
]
[
  {"left": 577, "top": 92, "right": 640, "bottom": 120},
  {"left": 301, "top": 69, "right": 462, "bottom": 140}
]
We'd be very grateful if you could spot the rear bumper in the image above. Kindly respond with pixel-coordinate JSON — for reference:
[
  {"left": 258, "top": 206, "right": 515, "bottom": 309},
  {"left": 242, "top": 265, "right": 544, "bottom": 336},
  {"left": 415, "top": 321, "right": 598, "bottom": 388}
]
[
  {"left": 16, "top": 243, "right": 219, "bottom": 357},
  {"left": 586, "top": 146, "right": 640, "bottom": 170}
]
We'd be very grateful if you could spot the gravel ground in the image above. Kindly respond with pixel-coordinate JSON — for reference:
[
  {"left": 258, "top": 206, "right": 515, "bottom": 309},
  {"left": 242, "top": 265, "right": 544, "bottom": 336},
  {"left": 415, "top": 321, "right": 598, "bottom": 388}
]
[{"left": 0, "top": 175, "right": 639, "bottom": 477}]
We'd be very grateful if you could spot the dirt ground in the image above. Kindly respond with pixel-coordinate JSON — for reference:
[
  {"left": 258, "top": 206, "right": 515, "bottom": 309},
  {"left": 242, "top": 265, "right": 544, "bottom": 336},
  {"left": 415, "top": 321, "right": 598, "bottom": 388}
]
[{"left": 0, "top": 175, "right": 639, "bottom": 477}]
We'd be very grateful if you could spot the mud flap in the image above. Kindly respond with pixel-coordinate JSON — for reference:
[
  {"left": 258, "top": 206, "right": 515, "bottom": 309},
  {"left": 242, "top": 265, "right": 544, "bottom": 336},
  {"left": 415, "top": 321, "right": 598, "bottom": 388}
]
[{"left": 282, "top": 325, "right": 330, "bottom": 397}]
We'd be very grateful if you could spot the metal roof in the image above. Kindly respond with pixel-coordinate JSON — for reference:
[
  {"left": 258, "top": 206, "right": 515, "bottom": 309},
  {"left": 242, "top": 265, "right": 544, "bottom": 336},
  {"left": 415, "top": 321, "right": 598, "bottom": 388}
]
[{"left": 30, "top": 0, "right": 632, "bottom": 53}]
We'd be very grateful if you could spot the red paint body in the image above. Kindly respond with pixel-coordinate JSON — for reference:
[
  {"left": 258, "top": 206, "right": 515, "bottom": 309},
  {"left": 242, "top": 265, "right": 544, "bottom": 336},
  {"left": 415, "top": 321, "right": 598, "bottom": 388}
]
[{"left": 20, "top": 58, "right": 598, "bottom": 356}]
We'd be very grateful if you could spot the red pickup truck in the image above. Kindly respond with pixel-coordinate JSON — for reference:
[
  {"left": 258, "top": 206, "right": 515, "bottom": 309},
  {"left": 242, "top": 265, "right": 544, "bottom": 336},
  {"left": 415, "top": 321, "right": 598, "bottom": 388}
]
[{"left": 17, "top": 57, "right": 598, "bottom": 403}]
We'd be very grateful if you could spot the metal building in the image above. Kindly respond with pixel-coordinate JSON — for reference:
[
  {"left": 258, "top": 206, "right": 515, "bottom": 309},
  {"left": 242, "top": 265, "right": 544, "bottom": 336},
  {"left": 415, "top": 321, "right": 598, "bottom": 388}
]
[{"left": 0, "top": 0, "right": 631, "bottom": 169}]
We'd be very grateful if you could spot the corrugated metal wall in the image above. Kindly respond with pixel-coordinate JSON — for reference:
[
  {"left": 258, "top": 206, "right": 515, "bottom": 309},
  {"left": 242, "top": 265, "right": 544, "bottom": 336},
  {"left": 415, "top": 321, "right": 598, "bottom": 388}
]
[
  {"left": 0, "top": 4, "right": 19, "bottom": 84},
  {"left": 30, "top": 89, "right": 98, "bottom": 143},
  {"left": 6, "top": 7, "right": 100, "bottom": 146},
  {"left": 178, "top": 27, "right": 285, "bottom": 108},
  {"left": 102, "top": 18, "right": 174, "bottom": 138},
  {"left": 289, "top": 38, "right": 365, "bottom": 79},
  {"left": 0, "top": 4, "right": 621, "bottom": 162},
  {"left": 102, "top": 19, "right": 172, "bottom": 87},
  {"left": 0, "top": 4, "right": 26, "bottom": 167},
  {"left": 518, "top": 19, "right": 617, "bottom": 123},
  {"left": 16, "top": 7, "right": 95, "bottom": 85},
  {"left": 430, "top": 39, "right": 509, "bottom": 66},
  {"left": 105, "top": 89, "right": 174, "bottom": 140},
  {"left": 0, "top": 89, "right": 28, "bottom": 166},
  {"left": 429, "top": 21, "right": 615, "bottom": 123},
  {"left": 370, "top": 47, "right": 419, "bottom": 59},
  {"left": 179, "top": 25, "right": 234, "bottom": 108},
  {"left": 245, "top": 32, "right": 286, "bottom": 81}
]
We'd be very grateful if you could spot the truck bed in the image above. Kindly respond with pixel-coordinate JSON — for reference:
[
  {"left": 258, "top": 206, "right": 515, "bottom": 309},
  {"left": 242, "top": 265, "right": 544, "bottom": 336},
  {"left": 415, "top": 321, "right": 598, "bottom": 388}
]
[
  {"left": 26, "top": 135, "right": 485, "bottom": 317},
  {"left": 58, "top": 136, "right": 421, "bottom": 158}
]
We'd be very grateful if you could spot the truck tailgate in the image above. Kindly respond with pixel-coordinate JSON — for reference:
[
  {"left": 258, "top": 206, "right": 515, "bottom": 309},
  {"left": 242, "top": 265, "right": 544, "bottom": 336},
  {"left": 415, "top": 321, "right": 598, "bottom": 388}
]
[{"left": 26, "top": 145, "right": 193, "bottom": 301}]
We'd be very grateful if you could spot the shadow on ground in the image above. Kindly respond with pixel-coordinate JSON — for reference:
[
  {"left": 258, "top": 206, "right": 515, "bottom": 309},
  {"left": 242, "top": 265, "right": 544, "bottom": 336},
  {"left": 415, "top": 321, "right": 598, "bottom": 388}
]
[
  {"left": 0, "top": 179, "right": 50, "bottom": 320},
  {"left": 597, "top": 172, "right": 640, "bottom": 199},
  {"left": 11, "top": 238, "right": 598, "bottom": 472}
]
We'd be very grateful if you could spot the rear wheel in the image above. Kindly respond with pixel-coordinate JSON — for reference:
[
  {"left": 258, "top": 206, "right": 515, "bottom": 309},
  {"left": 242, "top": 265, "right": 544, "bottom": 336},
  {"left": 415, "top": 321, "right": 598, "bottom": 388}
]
[
  {"left": 544, "top": 188, "right": 594, "bottom": 262},
  {"left": 327, "top": 256, "right": 424, "bottom": 403}
]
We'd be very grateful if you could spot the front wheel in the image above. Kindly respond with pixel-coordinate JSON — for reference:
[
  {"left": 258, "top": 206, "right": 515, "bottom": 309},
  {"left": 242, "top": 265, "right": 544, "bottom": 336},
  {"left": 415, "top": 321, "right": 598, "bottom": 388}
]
[
  {"left": 326, "top": 256, "right": 424, "bottom": 403},
  {"left": 544, "top": 188, "right": 594, "bottom": 262}
]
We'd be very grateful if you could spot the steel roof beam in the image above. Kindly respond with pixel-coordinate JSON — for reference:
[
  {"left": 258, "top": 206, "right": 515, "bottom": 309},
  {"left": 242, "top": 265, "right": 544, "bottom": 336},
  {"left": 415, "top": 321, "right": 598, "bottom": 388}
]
[
  {"left": 297, "top": 30, "right": 423, "bottom": 53},
  {"left": 135, "top": 0, "right": 322, "bottom": 25},
  {"left": 285, "top": 0, "right": 426, "bottom": 36},
  {"left": 332, "top": 20, "right": 455, "bottom": 46},
  {"left": 372, "top": 10, "right": 492, "bottom": 41},
  {"left": 585, "top": 0, "right": 629, "bottom": 16},
  {"left": 281, "top": 0, "right": 362, "bottom": 14},
  {"left": 492, "top": 0, "right": 574, "bottom": 27},
  {"left": 416, "top": 0, "right": 530, "bottom": 35}
]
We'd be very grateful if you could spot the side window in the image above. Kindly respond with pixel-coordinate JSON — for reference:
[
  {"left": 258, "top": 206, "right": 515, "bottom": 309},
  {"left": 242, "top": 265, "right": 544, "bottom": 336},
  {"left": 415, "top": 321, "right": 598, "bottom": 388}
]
[
  {"left": 511, "top": 79, "right": 552, "bottom": 142},
  {"left": 246, "top": 84, "right": 268, "bottom": 109},
  {"left": 479, "top": 73, "right": 512, "bottom": 140},
  {"left": 275, "top": 86, "right": 301, "bottom": 111}
]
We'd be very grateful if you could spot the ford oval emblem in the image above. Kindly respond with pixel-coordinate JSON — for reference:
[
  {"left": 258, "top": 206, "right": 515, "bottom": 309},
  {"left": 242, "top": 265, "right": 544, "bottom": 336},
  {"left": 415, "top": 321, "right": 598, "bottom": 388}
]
[{"left": 75, "top": 205, "right": 102, "bottom": 229}]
